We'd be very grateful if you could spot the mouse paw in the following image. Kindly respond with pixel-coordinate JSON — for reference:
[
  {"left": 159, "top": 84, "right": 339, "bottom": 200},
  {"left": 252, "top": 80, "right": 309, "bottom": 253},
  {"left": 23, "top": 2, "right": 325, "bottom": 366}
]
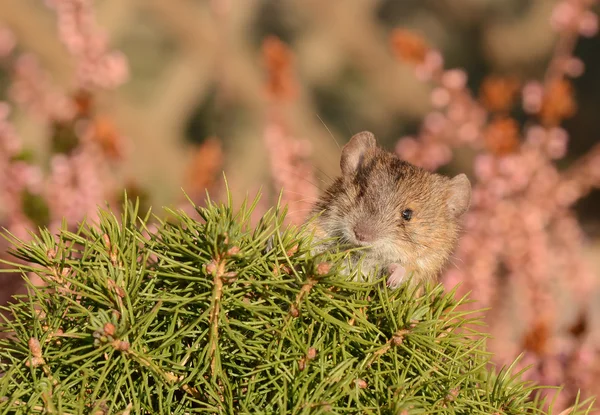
[{"left": 386, "top": 263, "right": 407, "bottom": 289}]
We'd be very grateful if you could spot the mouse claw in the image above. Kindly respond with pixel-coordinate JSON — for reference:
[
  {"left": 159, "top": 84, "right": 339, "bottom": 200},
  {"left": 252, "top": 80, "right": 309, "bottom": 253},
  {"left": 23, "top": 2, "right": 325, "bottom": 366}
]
[{"left": 386, "top": 263, "right": 407, "bottom": 289}]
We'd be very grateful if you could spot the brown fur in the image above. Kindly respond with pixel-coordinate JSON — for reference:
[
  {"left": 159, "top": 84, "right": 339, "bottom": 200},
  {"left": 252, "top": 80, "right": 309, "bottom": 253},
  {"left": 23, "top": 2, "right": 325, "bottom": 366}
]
[{"left": 309, "top": 131, "right": 471, "bottom": 287}]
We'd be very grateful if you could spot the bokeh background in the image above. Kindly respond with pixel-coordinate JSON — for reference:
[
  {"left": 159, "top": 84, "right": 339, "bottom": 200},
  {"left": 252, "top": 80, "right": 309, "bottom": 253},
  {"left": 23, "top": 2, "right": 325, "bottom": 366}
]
[{"left": 1, "top": 0, "right": 600, "bottom": 411}]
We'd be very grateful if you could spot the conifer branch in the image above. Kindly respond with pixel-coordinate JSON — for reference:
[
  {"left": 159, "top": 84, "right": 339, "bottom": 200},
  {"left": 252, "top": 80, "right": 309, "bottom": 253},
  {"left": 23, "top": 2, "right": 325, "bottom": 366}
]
[
  {"left": 0, "top": 194, "right": 594, "bottom": 414},
  {"left": 207, "top": 254, "right": 226, "bottom": 378}
]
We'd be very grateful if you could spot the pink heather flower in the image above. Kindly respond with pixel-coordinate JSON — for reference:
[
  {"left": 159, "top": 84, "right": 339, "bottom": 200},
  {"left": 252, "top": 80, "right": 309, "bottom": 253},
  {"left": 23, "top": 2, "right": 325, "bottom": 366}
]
[
  {"left": 524, "top": 126, "right": 569, "bottom": 161},
  {"left": 496, "top": 155, "right": 521, "bottom": 177},
  {"left": 395, "top": 136, "right": 419, "bottom": 160},
  {"left": 488, "top": 178, "right": 509, "bottom": 198},
  {"left": 44, "top": 0, "right": 129, "bottom": 90},
  {"left": 10, "top": 54, "right": 76, "bottom": 122},
  {"left": 395, "top": 137, "right": 451, "bottom": 170},
  {"left": 446, "top": 101, "right": 468, "bottom": 123},
  {"left": 414, "top": 51, "right": 444, "bottom": 81},
  {"left": 423, "top": 112, "right": 447, "bottom": 134},
  {"left": 546, "top": 127, "right": 569, "bottom": 159},
  {"left": 578, "top": 11, "right": 599, "bottom": 37},
  {"left": 0, "top": 27, "right": 16, "bottom": 57},
  {"left": 457, "top": 122, "right": 479, "bottom": 143},
  {"left": 590, "top": 156, "right": 600, "bottom": 181},
  {"left": 425, "top": 50, "right": 444, "bottom": 71},
  {"left": 396, "top": 48, "right": 488, "bottom": 170},
  {"left": 78, "top": 49, "right": 129, "bottom": 90},
  {"left": 46, "top": 146, "right": 106, "bottom": 231},
  {"left": 0, "top": 103, "right": 21, "bottom": 156},
  {"left": 522, "top": 81, "right": 544, "bottom": 114},
  {"left": 550, "top": 0, "right": 598, "bottom": 38},
  {"left": 431, "top": 87, "right": 451, "bottom": 108},
  {"left": 263, "top": 123, "right": 318, "bottom": 226},
  {"left": 428, "top": 142, "right": 452, "bottom": 167},
  {"left": 473, "top": 154, "right": 496, "bottom": 181},
  {"left": 563, "top": 57, "right": 585, "bottom": 77},
  {"left": 524, "top": 125, "right": 547, "bottom": 147},
  {"left": 555, "top": 180, "right": 581, "bottom": 207},
  {"left": 550, "top": 1, "right": 579, "bottom": 32},
  {"left": 441, "top": 69, "right": 468, "bottom": 90}
]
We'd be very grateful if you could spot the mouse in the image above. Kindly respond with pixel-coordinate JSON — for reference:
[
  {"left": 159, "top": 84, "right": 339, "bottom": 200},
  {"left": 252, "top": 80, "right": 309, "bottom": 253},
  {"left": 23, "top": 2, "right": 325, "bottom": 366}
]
[{"left": 308, "top": 131, "right": 471, "bottom": 288}]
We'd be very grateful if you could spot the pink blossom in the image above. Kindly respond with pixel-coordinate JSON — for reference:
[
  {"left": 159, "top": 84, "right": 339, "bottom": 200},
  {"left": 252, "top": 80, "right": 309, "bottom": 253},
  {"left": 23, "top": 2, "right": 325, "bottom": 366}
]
[
  {"left": 0, "top": 27, "right": 16, "bottom": 57},
  {"left": 550, "top": 1, "right": 579, "bottom": 32},
  {"left": 524, "top": 125, "right": 547, "bottom": 147},
  {"left": 414, "top": 51, "right": 444, "bottom": 81},
  {"left": 546, "top": 128, "right": 569, "bottom": 159},
  {"left": 457, "top": 122, "right": 479, "bottom": 143},
  {"left": 263, "top": 122, "right": 318, "bottom": 226},
  {"left": 447, "top": 101, "right": 468, "bottom": 123},
  {"left": 0, "top": 103, "right": 21, "bottom": 156},
  {"left": 10, "top": 54, "right": 76, "bottom": 122},
  {"left": 431, "top": 87, "right": 451, "bottom": 108},
  {"left": 423, "top": 112, "right": 447, "bottom": 134},
  {"left": 395, "top": 136, "right": 419, "bottom": 160},
  {"left": 579, "top": 11, "right": 599, "bottom": 37},
  {"left": 473, "top": 154, "right": 495, "bottom": 181},
  {"left": 44, "top": 0, "right": 129, "bottom": 90},
  {"left": 563, "top": 57, "right": 585, "bottom": 77},
  {"left": 522, "top": 81, "right": 544, "bottom": 114},
  {"left": 550, "top": 0, "right": 598, "bottom": 37},
  {"left": 441, "top": 69, "right": 467, "bottom": 90}
]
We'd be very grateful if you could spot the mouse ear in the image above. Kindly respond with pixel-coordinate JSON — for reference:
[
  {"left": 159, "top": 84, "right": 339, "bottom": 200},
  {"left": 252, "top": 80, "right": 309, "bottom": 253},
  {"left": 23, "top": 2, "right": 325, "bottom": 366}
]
[
  {"left": 447, "top": 174, "right": 471, "bottom": 218},
  {"left": 340, "top": 131, "right": 376, "bottom": 175}
]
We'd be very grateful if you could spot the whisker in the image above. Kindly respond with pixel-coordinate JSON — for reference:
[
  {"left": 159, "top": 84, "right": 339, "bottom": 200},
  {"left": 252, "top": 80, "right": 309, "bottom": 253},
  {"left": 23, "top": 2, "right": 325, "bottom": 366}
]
[
  {"left": 286, "top": 202, "right": 319, "bottom": 209},
  {"left": 283, "top": 195, "right": 320, "bottom": 203},
  {"left": 273, "top": 167, "right": 326, "bottom": 190},
  {"left": 447, "top": 255, "right": 465, "bottom": 270},
  {"left": 316, "top": 114, "right": 340, "bottom": 150},
  {"left": 280, "top": 189, "right": 320, "bottom": 199},
  {"left": 284, "top": 208, "right": 318, "bottom": 215},
  {"left": 343, "top": 118, "right": 354, "bottom": 137},
  {"left": 311, "top": 165, "right": 335, "bottom": 186}
]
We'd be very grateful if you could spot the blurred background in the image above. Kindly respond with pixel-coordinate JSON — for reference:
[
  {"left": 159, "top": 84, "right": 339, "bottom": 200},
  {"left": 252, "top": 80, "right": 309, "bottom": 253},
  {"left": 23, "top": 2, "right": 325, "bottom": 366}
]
[{"left": 1, "top": 0, "right": 600, "bottom": 411}]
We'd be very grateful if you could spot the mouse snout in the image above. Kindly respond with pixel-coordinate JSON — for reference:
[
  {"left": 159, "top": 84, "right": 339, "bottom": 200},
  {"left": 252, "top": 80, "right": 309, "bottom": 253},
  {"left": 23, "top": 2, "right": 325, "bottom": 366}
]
[{"left": 353, "top": 222, "right": 376, "bottom": 243}]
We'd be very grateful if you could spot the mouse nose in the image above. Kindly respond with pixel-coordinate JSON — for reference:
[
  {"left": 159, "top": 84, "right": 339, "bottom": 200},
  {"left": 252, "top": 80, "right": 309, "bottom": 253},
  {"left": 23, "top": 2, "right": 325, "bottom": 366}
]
[{"left": 353, "top": 223, "right": 376, "bottom": 243}]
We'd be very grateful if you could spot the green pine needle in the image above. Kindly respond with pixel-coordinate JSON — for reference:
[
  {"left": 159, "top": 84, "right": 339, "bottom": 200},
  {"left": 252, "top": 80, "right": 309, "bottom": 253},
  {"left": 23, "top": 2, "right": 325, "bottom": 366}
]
[{"left": 0, "top": 192, "right": 595, "bottom": 414}]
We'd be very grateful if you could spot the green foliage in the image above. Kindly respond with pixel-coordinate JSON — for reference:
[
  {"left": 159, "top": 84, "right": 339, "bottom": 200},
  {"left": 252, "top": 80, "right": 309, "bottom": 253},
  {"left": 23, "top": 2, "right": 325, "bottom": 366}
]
[{"left": 0, "top": 195, "right": 594, "bottom": 414}]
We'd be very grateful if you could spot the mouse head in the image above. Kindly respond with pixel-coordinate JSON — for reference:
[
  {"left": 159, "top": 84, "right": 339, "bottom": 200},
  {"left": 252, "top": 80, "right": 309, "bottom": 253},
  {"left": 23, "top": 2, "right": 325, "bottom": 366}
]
[{"left": 313, "top": 131, "right": 471, "bottom": 278}]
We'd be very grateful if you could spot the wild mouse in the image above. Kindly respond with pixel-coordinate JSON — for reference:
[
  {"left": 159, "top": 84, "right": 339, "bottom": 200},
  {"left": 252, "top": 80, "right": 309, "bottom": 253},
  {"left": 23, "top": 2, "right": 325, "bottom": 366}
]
[{"left": 309, "top": 131, "right": 471, "bottom": 288}]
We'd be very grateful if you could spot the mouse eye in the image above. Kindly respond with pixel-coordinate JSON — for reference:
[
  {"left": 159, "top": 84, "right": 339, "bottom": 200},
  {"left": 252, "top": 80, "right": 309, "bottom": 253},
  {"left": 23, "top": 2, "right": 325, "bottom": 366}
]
[{"left": 401, "top": 209, "right": 413, "bottom": 221}]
